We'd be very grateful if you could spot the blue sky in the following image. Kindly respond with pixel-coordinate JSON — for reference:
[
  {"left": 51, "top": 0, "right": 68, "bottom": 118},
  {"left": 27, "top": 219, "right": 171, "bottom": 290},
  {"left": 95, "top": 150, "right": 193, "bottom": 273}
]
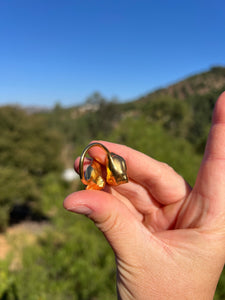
[{"left": 0, "top": 0, "right": 225, "bottom": 107}]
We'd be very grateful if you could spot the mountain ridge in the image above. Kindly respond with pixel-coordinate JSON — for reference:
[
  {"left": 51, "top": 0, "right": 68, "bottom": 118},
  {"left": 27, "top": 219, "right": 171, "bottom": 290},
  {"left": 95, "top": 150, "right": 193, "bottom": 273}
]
[{"left": 136, "top": 66, "right": 225, "bottom": 103}]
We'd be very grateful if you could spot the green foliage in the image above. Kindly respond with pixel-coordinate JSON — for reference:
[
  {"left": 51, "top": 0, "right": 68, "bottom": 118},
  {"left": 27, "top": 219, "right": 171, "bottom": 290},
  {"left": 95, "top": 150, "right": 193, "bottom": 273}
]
[
  {"left": 140, "top": 96, "right": 192, "bottom": 138},
  {"left": 187, "top": 93, "right": 216, "bottom": 145},
  {"left": 0, "top": 259, "right": 18, "bottom": 300},
  {"left": 109, "top": 117, "right": 202, "bottom": 186},
  {"left": 13, "top": 224, "right": 115, "bottom": 300},
  {"left": 0, "top": 167, "right": 39, "bottom": 204},
  {"left": 0, "top": 167, "right": 39, "bottom": 231},
  {"left": 86, "top": 101, "right": 121, "bottom": 138},
  {"left": 0, "top": 106, "right": 62, "bottom": 175},
  {"left": 41, "top": 93, "right": 122, "bottom": 163},
  {"left": 186, "top": 88, "right": 225, "bottom": 152},
  {"left": 0, "top": 106, "right": 63, "bottom": 231}
]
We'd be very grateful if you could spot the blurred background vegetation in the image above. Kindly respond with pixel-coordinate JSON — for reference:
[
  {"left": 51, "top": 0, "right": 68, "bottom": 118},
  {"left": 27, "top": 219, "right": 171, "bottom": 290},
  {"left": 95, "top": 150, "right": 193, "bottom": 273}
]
[{"left": 0, "top": 66, "right": 225, "bottom": 299}]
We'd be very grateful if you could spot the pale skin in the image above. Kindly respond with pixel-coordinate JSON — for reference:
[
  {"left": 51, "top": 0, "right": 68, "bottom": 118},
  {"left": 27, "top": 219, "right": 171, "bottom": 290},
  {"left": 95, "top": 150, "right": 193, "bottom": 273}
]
[{"left": 64, "top": 92, "right": 225, "bottom": 299}]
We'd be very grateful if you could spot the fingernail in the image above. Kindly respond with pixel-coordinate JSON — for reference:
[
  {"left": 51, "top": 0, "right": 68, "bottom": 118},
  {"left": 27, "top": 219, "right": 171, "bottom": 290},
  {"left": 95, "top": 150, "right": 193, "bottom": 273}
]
[{"left": 67, "top": 206, "right": 93, "bottom": 215}]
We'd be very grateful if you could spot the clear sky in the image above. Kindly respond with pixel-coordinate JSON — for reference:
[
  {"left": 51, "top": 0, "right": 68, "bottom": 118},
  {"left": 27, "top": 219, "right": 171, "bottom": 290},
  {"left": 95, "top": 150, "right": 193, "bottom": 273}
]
[{"left": 0, "top": 0, "right": 225, "bottom": 107}]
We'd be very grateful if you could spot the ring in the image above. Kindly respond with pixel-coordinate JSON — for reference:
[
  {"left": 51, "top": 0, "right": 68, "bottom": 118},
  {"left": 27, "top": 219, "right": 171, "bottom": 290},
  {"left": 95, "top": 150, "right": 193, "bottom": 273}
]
[{"left": 79, "top": 142, "right": 128, "bottom": 190}]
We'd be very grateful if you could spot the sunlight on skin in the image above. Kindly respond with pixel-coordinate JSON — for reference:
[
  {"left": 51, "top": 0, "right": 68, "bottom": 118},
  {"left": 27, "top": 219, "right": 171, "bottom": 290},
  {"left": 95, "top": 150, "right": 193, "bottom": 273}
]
[{"left": 64, "top": 92, "right": 225, "bottom": 299}]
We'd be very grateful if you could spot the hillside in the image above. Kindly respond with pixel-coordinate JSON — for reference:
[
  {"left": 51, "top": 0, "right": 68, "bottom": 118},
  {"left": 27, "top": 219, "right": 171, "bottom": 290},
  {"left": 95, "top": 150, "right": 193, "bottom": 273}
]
[
  {"left": 31, "top": 65, "right": 225, "bottom": 168},
  {"left": 136, "top": 66, "right": 225, "bottom": 103}
]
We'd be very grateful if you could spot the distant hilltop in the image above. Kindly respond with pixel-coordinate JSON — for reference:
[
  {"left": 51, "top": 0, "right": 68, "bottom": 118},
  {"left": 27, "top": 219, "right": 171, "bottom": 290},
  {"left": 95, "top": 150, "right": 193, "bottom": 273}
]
[
  {"left": 0, "top": 103, "right": 51, "bottom": 114},
  {"left": 136, "top": 66, "right": 225, "bottom": 103}
]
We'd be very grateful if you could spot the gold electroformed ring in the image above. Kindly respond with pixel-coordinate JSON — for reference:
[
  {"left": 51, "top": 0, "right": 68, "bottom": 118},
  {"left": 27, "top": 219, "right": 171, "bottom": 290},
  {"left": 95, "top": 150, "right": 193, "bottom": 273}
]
[{"left": 79, "top": 142, "right": 128, "bottom": 190}]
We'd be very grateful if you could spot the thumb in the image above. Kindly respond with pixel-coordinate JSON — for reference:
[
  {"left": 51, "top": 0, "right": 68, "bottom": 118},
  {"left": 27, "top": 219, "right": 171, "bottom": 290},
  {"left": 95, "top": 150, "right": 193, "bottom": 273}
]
[{"left": 63, "top": 190, "right": 143, "bottom": 259}]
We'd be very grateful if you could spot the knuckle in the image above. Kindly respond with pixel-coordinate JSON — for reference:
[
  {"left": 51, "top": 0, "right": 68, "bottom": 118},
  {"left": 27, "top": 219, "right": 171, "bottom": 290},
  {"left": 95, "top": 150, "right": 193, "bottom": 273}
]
[
  {"left": 96, "top": 213, "right": 120, "bottom": 234},
  {"left": 161, "top": 162, "right": 174, "bottom": 172}
]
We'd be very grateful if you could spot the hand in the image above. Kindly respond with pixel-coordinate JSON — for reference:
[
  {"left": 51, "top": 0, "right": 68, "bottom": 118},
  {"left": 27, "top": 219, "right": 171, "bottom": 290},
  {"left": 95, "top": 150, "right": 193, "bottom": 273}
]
[{"left": 64, "top": 92, "right": 225, "bottom": 299}]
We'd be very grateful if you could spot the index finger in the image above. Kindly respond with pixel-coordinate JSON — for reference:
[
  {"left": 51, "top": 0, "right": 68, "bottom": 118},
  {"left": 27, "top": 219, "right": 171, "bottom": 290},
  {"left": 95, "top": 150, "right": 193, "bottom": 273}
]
[{"left": 194, "top": 92, "right": 225, "bottom": 216}]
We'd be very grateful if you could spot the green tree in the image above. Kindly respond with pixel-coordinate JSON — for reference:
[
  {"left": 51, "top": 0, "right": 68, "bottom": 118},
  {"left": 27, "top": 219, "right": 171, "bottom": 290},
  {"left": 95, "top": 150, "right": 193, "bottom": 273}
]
[
  {"left": 140, "top": 96, "right": 192, "bottom": 138},
  {"left": 0, "top": 106, "right": 63, "bottom": 230},
  {"left": 187, "top": 92, "right": 218, "bottom": 152}
]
